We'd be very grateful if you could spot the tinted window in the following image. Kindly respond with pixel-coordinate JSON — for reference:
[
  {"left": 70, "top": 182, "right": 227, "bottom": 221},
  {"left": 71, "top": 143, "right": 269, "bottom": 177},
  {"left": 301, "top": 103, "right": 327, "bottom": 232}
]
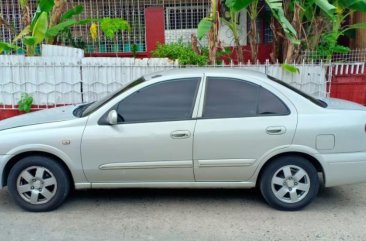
[
  {"left": 117, "top": 78, "right": 199, "bottom": 123},
  {"left": 203, "top": 77, "right": 260, "bottom": 118},
  {"left": 258, "top": 87, "right": 289, "bottom": 115}
]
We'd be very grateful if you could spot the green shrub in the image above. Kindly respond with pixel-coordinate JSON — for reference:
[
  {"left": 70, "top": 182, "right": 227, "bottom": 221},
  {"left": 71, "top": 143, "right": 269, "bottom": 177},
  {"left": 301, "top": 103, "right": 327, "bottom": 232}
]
[
  {"left": 18, "top": 93, "right": 33, "bottom": 113},
  {"left": 151, "top": 42, "right": 209, "bottom": 66}
]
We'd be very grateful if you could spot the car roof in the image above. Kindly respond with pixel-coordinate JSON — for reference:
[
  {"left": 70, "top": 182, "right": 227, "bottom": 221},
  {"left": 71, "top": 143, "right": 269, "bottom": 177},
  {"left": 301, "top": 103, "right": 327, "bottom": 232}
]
[{"left": 143, "top": 68, "right": 268, "bottom": 81}]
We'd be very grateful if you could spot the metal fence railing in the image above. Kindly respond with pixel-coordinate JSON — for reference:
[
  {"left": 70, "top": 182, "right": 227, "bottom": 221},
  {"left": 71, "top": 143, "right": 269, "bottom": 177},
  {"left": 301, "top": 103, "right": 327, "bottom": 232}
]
[{"left": 301, "top": 49, "right": 366, "bottom": 63}]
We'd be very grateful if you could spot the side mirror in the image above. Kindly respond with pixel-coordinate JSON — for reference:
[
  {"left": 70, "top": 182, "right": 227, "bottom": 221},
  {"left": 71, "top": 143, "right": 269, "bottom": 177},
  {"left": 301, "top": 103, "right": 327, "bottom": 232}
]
[{"left": 106, "top": 110, "right": 118, "bottom": 125}]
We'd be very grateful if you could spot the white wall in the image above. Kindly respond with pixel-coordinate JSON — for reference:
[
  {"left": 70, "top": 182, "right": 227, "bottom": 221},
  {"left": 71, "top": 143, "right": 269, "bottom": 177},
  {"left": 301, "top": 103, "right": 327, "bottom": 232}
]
[{"left": 0, "top": 46, "right": 329, "bottom": 108}]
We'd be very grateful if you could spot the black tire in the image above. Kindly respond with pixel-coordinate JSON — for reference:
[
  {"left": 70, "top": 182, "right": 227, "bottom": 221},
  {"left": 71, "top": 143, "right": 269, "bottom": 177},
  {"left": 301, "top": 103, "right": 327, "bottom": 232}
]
[
  {"left": 259, "top": 155, "right": 319, "bottom": 211},
  {"left": 7, "top": 155, "right": 70, "bottom": 212}
]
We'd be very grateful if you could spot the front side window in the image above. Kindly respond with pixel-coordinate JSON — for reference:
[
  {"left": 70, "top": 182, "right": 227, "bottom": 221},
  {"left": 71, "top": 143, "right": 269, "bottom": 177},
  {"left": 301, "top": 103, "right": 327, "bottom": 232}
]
[
  {"left": 203, "top": 77, "right": 289, "bottom": 119},
  {"left": 117, "top": 78, "right": 200, "bottom": 123}
]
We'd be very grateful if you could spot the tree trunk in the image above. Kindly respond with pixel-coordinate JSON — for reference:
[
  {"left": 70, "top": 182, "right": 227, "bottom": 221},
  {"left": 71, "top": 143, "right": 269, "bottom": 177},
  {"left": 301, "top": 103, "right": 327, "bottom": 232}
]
[
  {"left": 208, "top": 0, "right": 218, "bottom": 65},
  {"left": 21, "top": 6, "right": 31, "bottom": 27},
  {"left": 48, "top": 0, "right": 67, "bottom": 44},
  {"left": 247, "top": 2, "right": 259, "bottom": 63},
  {"left": 248, "top": 17, "right": 258, "bottom": 63},
  {"left": 0, "top": 15, "right": 16, "bottom": 34},
  {"left": 191, "top": 34, "right": 202, "bottom": 55},
  {"left": 270, "top": 17, "right": 284, "bottom": 63},
  {"left": 50, "top": 0, "right": 67, "bottom": 28},
  {"left": 354, "top": 12, "right": 366, "bottom": 49},
  {"left": 284, "top": 3, "right": 301, "bottom": 63},
  {"left": 235, "top": 38, "right": 244, "bottom": 63},
  {"left": 208, "top": 25, "right": 218, "bottom": 64},
  {"left": 308, "top": 16, "right": 327, "bottom": 51}
]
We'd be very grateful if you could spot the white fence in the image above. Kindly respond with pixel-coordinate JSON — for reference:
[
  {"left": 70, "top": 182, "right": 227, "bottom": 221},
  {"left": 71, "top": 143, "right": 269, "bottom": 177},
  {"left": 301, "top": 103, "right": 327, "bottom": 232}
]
[
  {"left": 0, "top": 56, "right": 179, "bottom": 108},
  {"left": 0, "top": 55, "right": 336, "bottom": 109}
]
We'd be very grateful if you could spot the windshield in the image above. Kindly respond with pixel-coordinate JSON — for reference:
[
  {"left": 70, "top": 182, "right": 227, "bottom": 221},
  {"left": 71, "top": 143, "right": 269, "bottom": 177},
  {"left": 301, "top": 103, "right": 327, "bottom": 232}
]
[
  {"left": 267, "top": 75, "right": 328, "bottom": 108},
  {"left": 78, "top": 77, "right": 146, "bottom": 117}
]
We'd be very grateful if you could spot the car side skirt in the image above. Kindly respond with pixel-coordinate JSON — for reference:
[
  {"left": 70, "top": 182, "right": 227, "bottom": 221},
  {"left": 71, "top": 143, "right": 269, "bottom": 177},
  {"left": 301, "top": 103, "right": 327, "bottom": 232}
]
[{"left": 73, "top": 182, "right": 256, "bottom": 189}]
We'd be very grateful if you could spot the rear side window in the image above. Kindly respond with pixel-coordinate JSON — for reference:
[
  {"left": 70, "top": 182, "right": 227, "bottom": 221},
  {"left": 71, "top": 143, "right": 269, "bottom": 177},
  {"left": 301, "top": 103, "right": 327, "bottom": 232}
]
[
  {"left": 203, "top": 77, "right": 289, "bottom": 119},
  {"left": 203, "top": 77, "right": 260, "bottom": 118},
  {"left": 258, "top": 87, "right": 290, "bottom": 115},
  {"left": 117, "top": 78, "right": 200, "bottom": 123}
]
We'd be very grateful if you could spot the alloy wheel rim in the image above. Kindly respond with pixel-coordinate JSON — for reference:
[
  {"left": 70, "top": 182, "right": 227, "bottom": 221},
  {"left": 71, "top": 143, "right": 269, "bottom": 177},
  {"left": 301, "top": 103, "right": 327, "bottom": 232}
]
[
  {"left": 16, "top": 166, "right": 58, "bottom": 205},
  {"left": 271, "top": 165, "right": 310, "bottom": 204}
]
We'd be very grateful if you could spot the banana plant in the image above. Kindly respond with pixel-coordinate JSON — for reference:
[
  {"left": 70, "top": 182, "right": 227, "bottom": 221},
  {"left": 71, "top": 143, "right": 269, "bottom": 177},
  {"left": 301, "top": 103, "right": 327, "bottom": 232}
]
[
  {"left": 315, "top": 0, "right": 366, "bottom": 60},
  {"left": 197, "top": 0, "right": 220, "bottom": 64},
  {"left": 46, "top": 4, "right": 86, "bottom": 44},
  {"left": 224, "top": 0, "right": 299, "bottom": 44},
  {"left": 0, "top": 42, "right": 20, "bottom": 54},
  {"left": 197, "top": 0, "right": 298, "bottom": 64},
  {"left": 4, "top": 0, "right": 131, "bottom": 56},
  {"left": 219, "top": 6, "right": 244, "bottom": 63},
  {"left": 45, "top": 4, "right": 130, "bottom": 47},
  {"left": 23, "top": 11, "right": 49, "bottom": 56},
  {"left": 10, "top": 0, "right": 54, "bottom": 55}
]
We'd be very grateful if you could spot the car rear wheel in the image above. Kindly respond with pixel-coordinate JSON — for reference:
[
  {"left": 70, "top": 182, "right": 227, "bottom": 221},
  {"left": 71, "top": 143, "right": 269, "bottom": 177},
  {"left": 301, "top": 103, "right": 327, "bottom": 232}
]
[
  {"left": 7, "top": 156, "right": 70, "bottom": 212},
  {"left": 259, "top": 155, "right": 319, "bottom": 211}
]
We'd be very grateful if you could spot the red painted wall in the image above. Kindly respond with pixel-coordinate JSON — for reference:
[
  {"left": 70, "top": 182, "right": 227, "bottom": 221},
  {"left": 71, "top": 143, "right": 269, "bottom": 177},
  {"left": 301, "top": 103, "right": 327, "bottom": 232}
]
[
  {"left": 0, "top": 105, "right": 65, "bottom": 120},
  {"left": 145, "top": 7, "right": 165, "bottom": 56},
  {"left": 330, "top": 70, "right": 366, "bottom": 105},
  {"left": 0, "top": 109, "right": 23, "bottom": 120}
]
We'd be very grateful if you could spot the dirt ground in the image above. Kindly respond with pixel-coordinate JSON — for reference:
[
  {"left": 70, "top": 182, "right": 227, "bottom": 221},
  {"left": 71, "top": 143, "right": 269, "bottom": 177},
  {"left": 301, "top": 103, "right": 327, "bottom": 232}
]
[{"left": 0, "top": 183, "right": 366, "bottom": 241}]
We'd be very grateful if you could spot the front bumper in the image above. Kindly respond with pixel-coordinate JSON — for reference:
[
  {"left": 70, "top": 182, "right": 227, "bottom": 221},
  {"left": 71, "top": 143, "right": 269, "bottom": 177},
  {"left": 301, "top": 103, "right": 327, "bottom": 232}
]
[
  {"left": 321, "top": 152, "right": 366, "bottom": 187},
  {"left": 0, "top": 155, "right": 10, "bottom": 189}
]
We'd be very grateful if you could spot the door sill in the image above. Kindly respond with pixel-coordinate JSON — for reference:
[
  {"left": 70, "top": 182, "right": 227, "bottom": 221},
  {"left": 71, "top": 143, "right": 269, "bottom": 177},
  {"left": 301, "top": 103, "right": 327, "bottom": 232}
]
[{"left": 89, "top": 181, "right": 256, "bottom": 189}]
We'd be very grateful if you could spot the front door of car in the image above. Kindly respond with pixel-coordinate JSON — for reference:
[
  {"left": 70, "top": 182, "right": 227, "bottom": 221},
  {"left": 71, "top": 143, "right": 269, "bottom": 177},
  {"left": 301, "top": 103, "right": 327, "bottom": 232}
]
[
  {"left": 193, "top": 77, "right": 297, "bottom": 181},
  {"left": 81, "top": 77, "right": 201, "bottom": 183}
]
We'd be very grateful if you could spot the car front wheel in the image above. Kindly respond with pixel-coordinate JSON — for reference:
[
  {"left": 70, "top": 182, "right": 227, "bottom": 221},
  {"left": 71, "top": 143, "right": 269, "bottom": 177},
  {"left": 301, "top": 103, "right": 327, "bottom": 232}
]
[
  {"left": 259, "top": 155, "right": 319, "bottom": 211},
  {"left": 7, "top": 155, "right": 70, "bottom": 212}
]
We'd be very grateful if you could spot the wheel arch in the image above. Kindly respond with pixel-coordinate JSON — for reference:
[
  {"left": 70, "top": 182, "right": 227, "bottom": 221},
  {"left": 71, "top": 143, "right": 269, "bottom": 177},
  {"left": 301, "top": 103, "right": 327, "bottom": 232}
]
[
  {"left": 2, "top": 151, "right": 75, "bottom": 189},
  {"left": 255, "top": 151, "right": 325, "bottom": 188}
]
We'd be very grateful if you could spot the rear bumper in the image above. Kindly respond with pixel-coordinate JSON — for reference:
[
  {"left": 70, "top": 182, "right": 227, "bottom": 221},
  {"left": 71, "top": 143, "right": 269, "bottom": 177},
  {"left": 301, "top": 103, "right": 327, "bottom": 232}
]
[{"left": 321, "top": 152, "right": 366, "bottom": 187}]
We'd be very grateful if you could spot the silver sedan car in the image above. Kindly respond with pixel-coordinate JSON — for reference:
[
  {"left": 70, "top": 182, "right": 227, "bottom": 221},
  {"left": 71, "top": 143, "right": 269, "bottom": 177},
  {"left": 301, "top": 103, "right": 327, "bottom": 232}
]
[{"left": 1, "top": 68, "right": 366, "bottom": 212}]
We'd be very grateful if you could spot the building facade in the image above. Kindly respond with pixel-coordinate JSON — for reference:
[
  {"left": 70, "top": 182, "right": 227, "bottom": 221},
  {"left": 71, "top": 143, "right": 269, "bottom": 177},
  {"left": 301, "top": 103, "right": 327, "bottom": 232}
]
[{"left": 1, "top": 0, "right": 277, "bottom": 58}]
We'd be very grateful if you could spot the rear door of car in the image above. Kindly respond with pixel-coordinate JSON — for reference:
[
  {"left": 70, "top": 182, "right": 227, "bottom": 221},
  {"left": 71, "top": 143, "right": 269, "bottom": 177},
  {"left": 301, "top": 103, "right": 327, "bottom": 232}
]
[{"left": 193, "top": 75, "right": 297, "bottom": 181}]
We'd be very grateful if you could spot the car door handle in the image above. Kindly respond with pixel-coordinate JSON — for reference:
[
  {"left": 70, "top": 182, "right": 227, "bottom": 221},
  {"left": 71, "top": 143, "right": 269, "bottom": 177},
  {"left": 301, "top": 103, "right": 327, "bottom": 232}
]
[
  {"left": 266, "top": 126, "right": 286, "bottom": 135},
  {"left": 170, "top": 130, "right": 191, "bottom": 139}
]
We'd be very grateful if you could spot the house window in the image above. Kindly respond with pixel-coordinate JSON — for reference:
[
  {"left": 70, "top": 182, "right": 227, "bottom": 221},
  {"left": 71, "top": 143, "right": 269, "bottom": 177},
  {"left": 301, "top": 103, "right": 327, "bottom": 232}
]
[
  {"left": 164, "top": 3, "right": 210, "bottom": 44},
  {"left": 165, "top": 6, "right": 209, "bottom": 30}
]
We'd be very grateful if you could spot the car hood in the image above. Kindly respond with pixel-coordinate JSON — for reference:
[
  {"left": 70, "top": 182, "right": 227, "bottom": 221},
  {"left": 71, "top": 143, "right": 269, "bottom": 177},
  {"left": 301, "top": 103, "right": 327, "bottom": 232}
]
[
  {"left": 0, "top": 105, "right": 78, "bottom": 131},
  {"left": 322, "top": 97, "right": 366, "bottom": 111}
]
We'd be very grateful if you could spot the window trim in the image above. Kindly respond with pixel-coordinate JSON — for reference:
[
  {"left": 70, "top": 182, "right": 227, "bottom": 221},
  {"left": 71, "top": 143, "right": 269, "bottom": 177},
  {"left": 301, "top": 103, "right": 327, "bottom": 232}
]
[
  {"left": 99, "top": 77, "right": 202, "bottom": 125},
  {"left": 200, "top": 77, "right": 290, "bottom": 120}
]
